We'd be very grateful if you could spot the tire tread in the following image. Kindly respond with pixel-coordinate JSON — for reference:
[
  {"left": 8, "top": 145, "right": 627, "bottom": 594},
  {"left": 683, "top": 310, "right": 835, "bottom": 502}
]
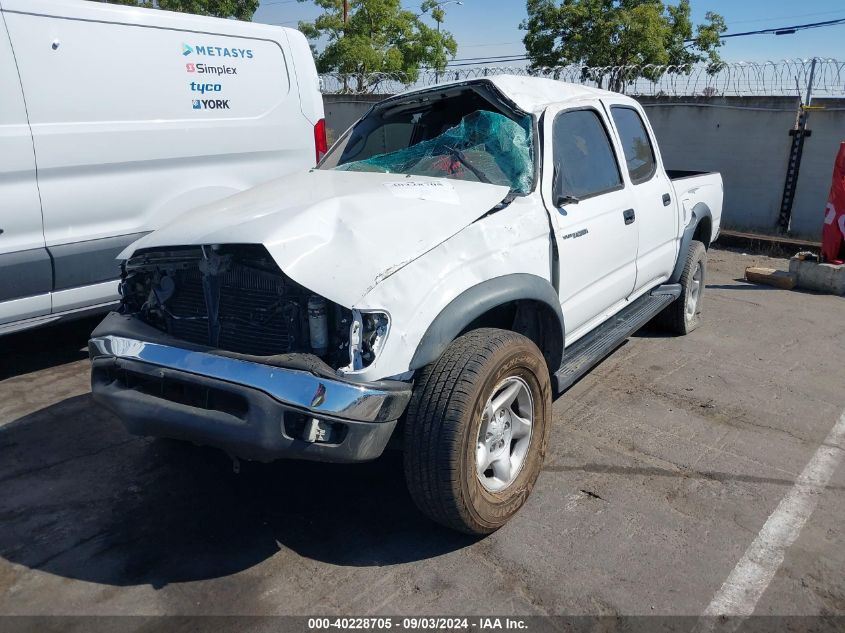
[
  {"left": 403, "top": 328, "right": 542, "bottom": 533},
  {"left": 657, "top": 240, "right": 706, "bottom": 335}
]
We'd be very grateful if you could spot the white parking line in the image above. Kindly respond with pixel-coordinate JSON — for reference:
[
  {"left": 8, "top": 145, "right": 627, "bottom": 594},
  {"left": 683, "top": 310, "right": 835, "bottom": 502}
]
[{"left": 696, "top": 408, "right": 845, "bottom": 632}]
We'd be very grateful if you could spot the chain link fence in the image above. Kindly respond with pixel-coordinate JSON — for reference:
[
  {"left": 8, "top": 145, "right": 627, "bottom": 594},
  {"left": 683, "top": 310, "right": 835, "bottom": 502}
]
[{"left": 320, "top": 58, "right": 845, "bottom": 98}]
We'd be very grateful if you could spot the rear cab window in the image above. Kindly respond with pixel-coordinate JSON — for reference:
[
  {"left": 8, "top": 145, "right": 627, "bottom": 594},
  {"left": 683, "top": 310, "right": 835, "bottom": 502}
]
[
  {"left": 552, "top": 109, "right": 622, "bottom": 200},
  {"left": 610, "top": 106, "right": 657, "bottom": 184}
]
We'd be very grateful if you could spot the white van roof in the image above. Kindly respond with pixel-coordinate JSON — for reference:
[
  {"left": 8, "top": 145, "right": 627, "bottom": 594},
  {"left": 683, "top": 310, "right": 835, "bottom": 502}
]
[{"left": 1, "top": 0, "right": 299, "bottom": 39}]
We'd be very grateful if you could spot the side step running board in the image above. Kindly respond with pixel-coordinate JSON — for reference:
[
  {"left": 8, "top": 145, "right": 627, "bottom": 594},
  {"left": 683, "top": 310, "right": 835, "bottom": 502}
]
[{"left": 553, "top": 285, "right": 679, "bottom": 394}]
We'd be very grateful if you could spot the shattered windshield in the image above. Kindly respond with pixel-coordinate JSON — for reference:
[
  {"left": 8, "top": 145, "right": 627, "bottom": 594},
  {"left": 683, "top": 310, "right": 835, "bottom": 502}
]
[{"left": 329, "top": 110, "right": 535, "bottom": 195}]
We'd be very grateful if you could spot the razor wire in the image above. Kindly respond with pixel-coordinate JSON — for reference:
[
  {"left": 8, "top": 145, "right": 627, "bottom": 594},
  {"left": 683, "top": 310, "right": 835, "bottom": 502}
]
[{"left": 319, "top": 58, "right": 845, "bottom": 97}]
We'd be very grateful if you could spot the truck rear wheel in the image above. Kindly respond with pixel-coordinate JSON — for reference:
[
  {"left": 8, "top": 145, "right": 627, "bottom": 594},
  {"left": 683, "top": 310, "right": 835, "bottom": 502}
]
[
  {"left": 657, "top": 239, "right": 707, "bottom": 335},
  {"left": 403, "top": 328, "right": 552, "bottom": 535}
]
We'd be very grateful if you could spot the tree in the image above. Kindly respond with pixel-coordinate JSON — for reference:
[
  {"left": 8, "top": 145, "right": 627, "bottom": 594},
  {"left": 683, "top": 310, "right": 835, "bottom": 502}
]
[
  {"left": 297, "top": 0, "right": 458, "bottom": 92},
  {"left": 521, "top": 0, "right": 726, "bottom": 92},
  {"left": 101, "top": 0, "right": 259, "bottom": 21}
]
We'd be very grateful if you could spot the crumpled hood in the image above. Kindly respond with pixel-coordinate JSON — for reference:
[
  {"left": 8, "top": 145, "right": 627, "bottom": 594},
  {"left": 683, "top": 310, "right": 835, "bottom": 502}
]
[{"left": 122, "top": 170, "right": 509, "bottom": 307}]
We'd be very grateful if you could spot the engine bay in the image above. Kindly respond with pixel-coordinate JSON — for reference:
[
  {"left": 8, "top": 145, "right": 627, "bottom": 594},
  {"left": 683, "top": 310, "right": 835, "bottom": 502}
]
[{"left": 119, "top": 244, "right": 355, "bottom": 371}]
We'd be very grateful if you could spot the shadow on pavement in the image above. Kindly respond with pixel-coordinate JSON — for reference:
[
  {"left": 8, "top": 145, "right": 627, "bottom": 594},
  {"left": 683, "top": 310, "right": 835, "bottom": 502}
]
[
  {"left": 630, "top": 323, "right": 667, "bottom": 339},
  {"left": 0, "top": 316, "right": 102, "bottom": 380},
  {"left": 0, "top": 395, "right": 474, "bottom": 589},
  {"left": 711, "top": 280, "right": 843, "bottom": 299},
  {"left": 706, "top": 283, "right": 779, "bottom": 291}
]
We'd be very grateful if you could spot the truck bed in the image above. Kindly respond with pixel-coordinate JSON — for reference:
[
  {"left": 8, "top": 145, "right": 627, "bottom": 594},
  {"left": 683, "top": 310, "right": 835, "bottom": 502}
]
[
  {"left": 666, "top": 169, "right": 718, "bottom": 181},
  {"left": 668, "top": 170, "right": 723, "bottom": 246}
]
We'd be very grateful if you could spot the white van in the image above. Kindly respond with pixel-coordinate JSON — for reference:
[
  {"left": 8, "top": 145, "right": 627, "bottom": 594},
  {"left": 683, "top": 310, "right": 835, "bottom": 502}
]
[{"left": 0, "top": 0, "right": 325, "bottom": 335}]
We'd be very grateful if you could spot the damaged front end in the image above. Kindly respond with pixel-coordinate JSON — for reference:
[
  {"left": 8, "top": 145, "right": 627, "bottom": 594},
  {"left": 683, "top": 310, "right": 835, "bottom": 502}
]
[
  {"left": 118, "top": 243, "right": 389, "bottom": 372},
  {"left": 88, "top": 243, "right": 410, "bottom": 463},
  {"left": 119, "top": 244, "right": 355, "bottom": 369}
]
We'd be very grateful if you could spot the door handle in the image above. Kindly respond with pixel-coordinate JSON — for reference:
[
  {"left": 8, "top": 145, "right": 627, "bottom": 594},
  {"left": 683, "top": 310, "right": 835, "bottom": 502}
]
[
  {"left": 623, "top": 208, "right": 636, "bottom": 225},
  {"left": 662, "top": 193, "right": 672, "bottom": 206}
]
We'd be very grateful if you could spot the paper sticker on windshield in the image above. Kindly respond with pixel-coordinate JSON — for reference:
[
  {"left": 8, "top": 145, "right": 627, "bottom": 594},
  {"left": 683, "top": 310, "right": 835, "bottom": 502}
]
[{"left": 384, "top": 180, "right": 460, "bottom": 205}]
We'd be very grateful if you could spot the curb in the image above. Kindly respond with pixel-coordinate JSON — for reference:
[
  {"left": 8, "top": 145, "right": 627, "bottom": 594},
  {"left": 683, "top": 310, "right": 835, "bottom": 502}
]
[{"left": 716, "top": 229, "right": 820, "bottom": 258}]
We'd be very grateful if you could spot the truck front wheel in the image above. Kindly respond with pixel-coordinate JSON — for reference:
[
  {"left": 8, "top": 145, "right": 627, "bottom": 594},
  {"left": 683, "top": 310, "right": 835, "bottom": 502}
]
[{"left": 403, "top": 328, "right": 552, "bottom": 534}]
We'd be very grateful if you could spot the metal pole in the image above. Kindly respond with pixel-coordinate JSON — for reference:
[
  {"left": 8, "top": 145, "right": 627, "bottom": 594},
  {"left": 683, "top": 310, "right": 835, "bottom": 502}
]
[
  {"left": 776, "top": 58, "right": 818, "bottom": 234},
  {"left": 805, "top": 56, "right": 817, "bottom": 107},
  {"left": 435, "top": 8, "right": 441, "bottom": 83},
  {"left": 342, "top": 0, "right": 349, "bottom": 92}
]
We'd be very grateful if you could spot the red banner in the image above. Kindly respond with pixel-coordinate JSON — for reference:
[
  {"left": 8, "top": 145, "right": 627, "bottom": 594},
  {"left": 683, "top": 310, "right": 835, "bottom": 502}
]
[{"left": 822, "top": 142, "right": 845, "bottom": 264}]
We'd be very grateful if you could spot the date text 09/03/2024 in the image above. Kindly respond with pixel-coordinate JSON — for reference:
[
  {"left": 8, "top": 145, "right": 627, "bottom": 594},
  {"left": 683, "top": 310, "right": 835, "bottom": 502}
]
[{"left": 307, "top": 617, "right": 529, "bottom": 630}]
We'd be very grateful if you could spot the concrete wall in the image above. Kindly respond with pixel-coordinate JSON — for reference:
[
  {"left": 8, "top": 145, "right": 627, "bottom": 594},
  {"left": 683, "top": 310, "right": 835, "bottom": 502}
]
[
  {"left": 790, "top": 100, "right": 845, "bottom": 237},
  {"left": 322, "top": 93, "right": 845, "bottom": 239},
  {"left": 641, "top": 96, "right": 845, "bottom": 239},
  {"left": 639, "top": 96, "right": 798, "bottom": 234},
  {"left": 322, "top": 94, "right": 383, "bottom": 145}
]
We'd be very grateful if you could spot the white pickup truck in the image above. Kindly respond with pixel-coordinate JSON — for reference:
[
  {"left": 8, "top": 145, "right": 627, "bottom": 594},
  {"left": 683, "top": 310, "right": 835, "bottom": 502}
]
[{"left": 89, "top": 76, "right": 722, "bottom": 534}]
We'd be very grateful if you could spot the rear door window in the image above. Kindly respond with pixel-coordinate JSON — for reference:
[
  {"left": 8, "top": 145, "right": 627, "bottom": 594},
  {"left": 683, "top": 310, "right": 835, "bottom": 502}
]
[
  {"left": 552, "top": 109, "right": 622, "bottom": 200},
  {"left": 610, "top": 106, "right": 657, "bottom": 183}
]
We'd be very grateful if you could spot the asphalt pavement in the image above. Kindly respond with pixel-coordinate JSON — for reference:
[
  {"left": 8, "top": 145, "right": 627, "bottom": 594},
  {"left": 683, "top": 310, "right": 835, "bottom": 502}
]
[{"left": 0, "top": 248, "right": 843, "bottom": 624}]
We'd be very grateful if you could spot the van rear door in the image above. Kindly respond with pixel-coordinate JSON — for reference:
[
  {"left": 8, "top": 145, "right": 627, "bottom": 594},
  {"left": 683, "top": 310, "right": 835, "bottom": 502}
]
[{"left": 0, "top": 11, "right": 50, "bottom": 327}]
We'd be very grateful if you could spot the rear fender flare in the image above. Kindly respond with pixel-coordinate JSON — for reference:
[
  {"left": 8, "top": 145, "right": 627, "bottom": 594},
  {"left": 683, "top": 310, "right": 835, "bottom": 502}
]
[{"left": 670, "top": 203, "right": 712, "bottom": 284}]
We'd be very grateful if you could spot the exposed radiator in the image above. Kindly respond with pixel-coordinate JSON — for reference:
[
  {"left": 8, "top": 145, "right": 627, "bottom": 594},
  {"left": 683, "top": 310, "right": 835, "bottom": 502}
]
[{"left": 165, "top": 259, "right": 310, "bottom": 357}]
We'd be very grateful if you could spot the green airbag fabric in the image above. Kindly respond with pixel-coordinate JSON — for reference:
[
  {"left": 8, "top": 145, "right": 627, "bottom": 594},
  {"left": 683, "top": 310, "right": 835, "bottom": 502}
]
[{"left": 336, "top": 110, "right": 534, "bottom": 195}]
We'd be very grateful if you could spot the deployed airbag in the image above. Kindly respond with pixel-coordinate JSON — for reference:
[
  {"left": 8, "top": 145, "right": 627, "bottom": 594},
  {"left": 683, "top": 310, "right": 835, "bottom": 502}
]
[{"left": 336, "top": 111, "right": 534, "bottom": 195}]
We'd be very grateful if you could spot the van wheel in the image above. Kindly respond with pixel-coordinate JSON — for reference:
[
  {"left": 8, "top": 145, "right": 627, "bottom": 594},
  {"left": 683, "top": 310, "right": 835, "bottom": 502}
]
[
  {"left": 657, "top": 240, "right": 706, "bottom": 335},
  {"left": 403, "top": 328, "right": 551, "bottom": 535}
]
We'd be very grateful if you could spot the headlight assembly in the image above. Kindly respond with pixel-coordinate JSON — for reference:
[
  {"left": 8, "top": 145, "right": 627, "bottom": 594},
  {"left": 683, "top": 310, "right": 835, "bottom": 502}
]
[{"left": 346, "top": 310, "right": 390, "bottom": 371}]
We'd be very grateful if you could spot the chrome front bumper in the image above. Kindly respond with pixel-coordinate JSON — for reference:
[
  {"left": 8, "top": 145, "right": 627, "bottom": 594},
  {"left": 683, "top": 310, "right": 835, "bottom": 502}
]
[
  {"left": 89, "top": 334, "right": 409, "bottom": 423},
  {"left": 88, "top": 313, "right": 411, "bottom": 462}
]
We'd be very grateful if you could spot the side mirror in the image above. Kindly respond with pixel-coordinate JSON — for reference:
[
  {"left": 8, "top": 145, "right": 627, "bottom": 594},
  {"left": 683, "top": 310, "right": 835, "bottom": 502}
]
[{"left": 556, "top": 194, "right": 580, "bottom": 207}]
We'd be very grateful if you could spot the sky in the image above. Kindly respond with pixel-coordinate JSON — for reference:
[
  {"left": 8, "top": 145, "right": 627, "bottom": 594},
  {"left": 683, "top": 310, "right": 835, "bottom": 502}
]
[{"left": 252, "top": 0, "right": 845, "bottom": 64}]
